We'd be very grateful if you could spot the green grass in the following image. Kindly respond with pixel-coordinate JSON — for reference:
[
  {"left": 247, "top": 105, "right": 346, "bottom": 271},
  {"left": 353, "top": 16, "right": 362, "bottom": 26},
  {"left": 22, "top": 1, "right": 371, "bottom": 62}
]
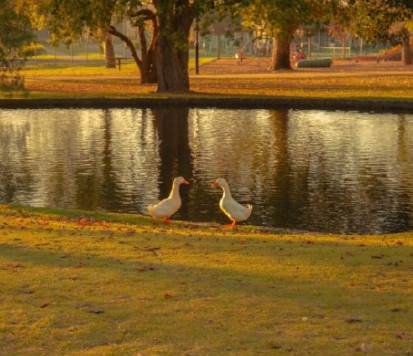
[
  {"left": 0, "top": 204, "right": 412, "bottom": 355},
  {"left": 0, "top": 64, "right": 412, "bottom": 103},
  {"left": 21, "top": 57, "right": 215, "bottom": 77},
  {"left": 2, "top": 58, "right": 413, "bottom": 102},
  {"left": 30, "top": 53, "right": 106, "bottom": 61}
]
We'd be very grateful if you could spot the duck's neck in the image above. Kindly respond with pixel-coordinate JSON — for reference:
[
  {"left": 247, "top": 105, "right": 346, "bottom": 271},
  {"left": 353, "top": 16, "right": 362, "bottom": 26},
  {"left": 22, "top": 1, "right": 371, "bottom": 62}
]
[
  {"left": 221, "top": 183, "right": 232, "bottom": 199},
  {"left": 168, "top": 182, "right": 181, "bottom": 199}
]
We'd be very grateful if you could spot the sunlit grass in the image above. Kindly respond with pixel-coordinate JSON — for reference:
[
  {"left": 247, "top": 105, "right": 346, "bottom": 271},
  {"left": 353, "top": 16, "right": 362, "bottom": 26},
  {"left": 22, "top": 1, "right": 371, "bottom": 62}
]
[
  {"left": 0, "top": 66, "right": 408, "bottom": 101},
  {"left": 21, "top": 57, "right": 215, "bottom": 77},
  {"left": 0, "top": 204, "right": 412, "bottom": 355},
  {"left": 30, "top": 53, "right": 106, "bottom": 61}
]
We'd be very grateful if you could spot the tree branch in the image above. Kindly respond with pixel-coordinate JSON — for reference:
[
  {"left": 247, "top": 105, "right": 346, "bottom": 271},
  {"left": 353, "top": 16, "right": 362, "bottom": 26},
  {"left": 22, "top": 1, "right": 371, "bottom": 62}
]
[
  {"left": 129, "top": 8, "right": 157, "bottom": 22},
  {"left": 108, "top": 25, "right": 143, "bottom": 69},
  {"left": 128, "top": 8, "right": 158, "bottom": 60}
]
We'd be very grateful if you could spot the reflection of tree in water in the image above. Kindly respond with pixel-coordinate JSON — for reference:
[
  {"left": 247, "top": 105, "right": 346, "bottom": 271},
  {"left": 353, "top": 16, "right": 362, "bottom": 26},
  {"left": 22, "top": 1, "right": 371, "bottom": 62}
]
[
  {"left": 74, "top": 109, "right": 160, "bottom": 213},
  {"left": 0, "top": 118, "right": 35, "bottom": 204},
  {"left": 395, "top": 114, "right": 413, "bottom": 229},
  {"left": 100, "top": 109, "right": 122, "bottom": 211},
  {"left": 265, "top": 110, "right": 294, "bottom": 226},
  {"left": 284, "top": 111, "right": 413, "bottom": 233},
  {"left": 152, "top": 107, "right": 193, "bottom": 216}
]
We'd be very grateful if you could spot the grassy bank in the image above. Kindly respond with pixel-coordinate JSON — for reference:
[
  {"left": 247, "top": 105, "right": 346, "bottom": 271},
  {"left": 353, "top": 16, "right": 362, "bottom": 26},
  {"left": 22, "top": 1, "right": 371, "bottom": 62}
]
[
  {"left": 3, "top": 60, "right": 413, "bottom": 104},
  {"left": 21, "top": 57, "right": 215, "bottom": 78},
  {"left": 0, "top": 205, "right": 412, "bottom": 355}
]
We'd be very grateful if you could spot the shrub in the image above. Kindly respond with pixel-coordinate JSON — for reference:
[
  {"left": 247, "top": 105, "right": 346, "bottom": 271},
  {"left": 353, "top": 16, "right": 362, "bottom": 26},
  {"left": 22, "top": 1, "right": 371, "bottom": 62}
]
[
  {"left": 297, "top": 58, "right": 333, "bottom": 68},
  {"left": 22, "top": 43, "right": 47, "bottom": 57},
  {"left": 0, "top": 73, "right": 25, "bottom": 91}
]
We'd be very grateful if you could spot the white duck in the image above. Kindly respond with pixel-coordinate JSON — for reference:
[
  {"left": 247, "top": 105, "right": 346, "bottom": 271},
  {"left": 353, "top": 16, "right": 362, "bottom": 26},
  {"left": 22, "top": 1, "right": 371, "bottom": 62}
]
[
  {"left": 211, "top": 178, "right": 253, "bottom": 227},
  {"left": 148, "top": 176, "right": 190, "bottom": 223}
]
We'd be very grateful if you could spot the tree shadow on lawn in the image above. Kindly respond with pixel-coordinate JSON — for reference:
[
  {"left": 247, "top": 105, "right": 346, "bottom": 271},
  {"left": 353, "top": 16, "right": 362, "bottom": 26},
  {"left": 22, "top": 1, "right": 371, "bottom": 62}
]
[
  {"left": 1, "top": 239, "right": 412, "bottom": 354},
  {"left": 0, "top": 241, "right": 411, "bottom": 309}
]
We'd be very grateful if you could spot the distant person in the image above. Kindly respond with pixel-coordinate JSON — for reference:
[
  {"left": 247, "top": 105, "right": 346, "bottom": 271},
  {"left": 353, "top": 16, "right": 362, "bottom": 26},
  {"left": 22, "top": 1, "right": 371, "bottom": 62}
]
[
  {"left": 235, "top": 48, "right": 245, "bottom": 64},
  {"left": 292, "top": 49, "right": 305, "bottom": 65}
]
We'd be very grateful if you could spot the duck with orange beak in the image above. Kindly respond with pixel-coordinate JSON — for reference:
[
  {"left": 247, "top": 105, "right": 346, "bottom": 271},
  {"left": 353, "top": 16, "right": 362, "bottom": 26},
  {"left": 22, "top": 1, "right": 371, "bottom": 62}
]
[
  {"left": 148, "top": 176, "right": 190, "bottom": 223},
  {"left": 211, "top": 178, "right": 253, "bottom": 227}
]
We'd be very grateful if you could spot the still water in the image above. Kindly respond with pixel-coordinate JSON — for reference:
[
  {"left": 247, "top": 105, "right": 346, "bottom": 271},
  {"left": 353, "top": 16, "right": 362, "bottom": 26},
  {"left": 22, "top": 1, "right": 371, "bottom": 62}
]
[{"left": 0, "top": 107, "right": 412, "bottom": 233}]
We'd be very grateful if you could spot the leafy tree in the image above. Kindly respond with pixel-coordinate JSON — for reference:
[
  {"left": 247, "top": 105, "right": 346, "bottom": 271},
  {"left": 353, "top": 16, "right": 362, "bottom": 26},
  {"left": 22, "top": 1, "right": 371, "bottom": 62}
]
[
  {"left": 39, "top": 0, "right": 158, "bottom": 83},
  {"left": 200, "top": 11, "right": 243, "bottom": 58},
  {"left": 37, "top": 0, "right": 245, "bottom": 92},
  {"left": 0, "top": 0, "right": 33, "bottom": 89},
  {"left": 242, "top": 0, "right": 331, "bottom": 70},
  {"left": 346, "top": 0, "right": 413, "bottom": 64},
  {"left": 152, "top": 0, "right": 244, "bottom": 92}
]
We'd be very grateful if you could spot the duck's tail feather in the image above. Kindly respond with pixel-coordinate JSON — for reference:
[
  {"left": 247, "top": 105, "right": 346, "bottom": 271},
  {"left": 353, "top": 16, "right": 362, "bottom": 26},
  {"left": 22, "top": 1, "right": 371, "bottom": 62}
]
[
  {"left": 245, "top": 204, "right": 253, "bottom": 220},
  {"left": 147, "top": 205, "right": 155, "bottom": 217}
]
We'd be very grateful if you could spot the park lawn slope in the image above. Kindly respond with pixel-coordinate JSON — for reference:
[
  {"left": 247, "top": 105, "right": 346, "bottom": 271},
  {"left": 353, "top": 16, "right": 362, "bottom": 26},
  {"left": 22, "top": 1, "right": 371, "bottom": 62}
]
[{"left": 0, "top": 205, "right": 412, "bottom": 355}]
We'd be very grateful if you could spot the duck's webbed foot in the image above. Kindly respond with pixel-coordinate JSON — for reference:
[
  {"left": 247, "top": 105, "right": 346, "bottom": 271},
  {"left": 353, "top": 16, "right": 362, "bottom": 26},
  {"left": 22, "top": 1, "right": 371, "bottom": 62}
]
[{"left": 224, "top": 221, "right": 236, "bottom": 228}]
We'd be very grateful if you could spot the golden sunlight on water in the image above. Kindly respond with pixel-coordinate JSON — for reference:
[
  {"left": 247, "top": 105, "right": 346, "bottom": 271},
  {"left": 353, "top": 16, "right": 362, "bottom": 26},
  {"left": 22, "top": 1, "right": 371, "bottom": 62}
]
[{"left": 0, "top": 108, "right": 412, "bottom": 233}]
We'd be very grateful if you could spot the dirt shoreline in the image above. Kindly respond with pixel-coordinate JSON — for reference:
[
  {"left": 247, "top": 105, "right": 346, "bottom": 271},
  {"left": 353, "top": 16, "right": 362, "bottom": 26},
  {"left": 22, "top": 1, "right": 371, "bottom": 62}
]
[{"left": 1, "top": 96, "right": 413, "bottom": 112}]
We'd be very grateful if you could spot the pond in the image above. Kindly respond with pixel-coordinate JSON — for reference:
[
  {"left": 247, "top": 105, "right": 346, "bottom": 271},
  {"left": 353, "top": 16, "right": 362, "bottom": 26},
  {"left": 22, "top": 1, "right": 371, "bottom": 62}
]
[{"left": 0, "top": 107, "right": 412, "bottom": 233}]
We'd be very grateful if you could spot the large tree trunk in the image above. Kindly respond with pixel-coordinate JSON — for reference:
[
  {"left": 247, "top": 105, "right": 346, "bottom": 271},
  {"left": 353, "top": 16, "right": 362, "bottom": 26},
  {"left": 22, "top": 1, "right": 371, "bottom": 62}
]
[
  {"left": 271, "top": 34, "right": 292, "bottom": 70},
  {"left": 401, "top": 29, "right": 413, "bottom": 65},
  {"left": 154, "top": 0, "right": 194, "bottom": 93},
  {"left": 156, "top": 36, "right": 190, "bottom": 92},
  {"left": 103, "top": 33, "right": 116, "bottom": 68}
]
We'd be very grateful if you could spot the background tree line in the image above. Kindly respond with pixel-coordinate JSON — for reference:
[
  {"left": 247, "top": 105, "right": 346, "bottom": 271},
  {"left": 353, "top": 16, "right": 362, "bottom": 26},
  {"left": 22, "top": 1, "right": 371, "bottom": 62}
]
[{"left": 1, "top": 0, "right": 413, "bottom": 93}]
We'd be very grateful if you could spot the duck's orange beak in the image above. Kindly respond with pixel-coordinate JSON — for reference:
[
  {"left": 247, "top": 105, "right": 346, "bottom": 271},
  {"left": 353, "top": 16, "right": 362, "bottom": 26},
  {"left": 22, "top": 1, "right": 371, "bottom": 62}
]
[
  {"left": 183, "top": 178, "right": 190, "bottom": 185},
  {"left": 210, "top": 180, "right": 218, "bottom": 188}
]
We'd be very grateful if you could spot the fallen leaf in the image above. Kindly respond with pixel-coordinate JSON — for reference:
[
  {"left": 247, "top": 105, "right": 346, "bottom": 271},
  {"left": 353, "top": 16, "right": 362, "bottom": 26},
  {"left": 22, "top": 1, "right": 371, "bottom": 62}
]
[
  {"left": 371, "top": 255, "right": 384, "bottom": 259},
  {"left": 87, "top": 308, "right": 104, "bottom": 314},
  {"left": 164, "top": 292, "right": 175, "bottom": 299},
  {"left": 346, "top": 318, "right": 363, "bottom": 323},
  {"left": 355, "top": 342, "right": 367, "bottom": 352},
  {"left": 396, "top": 333, "right": 407, "bottom": 340}
]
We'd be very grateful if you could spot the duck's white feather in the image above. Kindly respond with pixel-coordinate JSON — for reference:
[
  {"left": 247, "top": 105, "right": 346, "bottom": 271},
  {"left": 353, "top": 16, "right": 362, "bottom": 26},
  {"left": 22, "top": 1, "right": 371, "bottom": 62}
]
[
  {"left": 216, "top": 179, "right": 253, "bottom": 223},
  {"left": 147, "top": 177, "right": 187, "bottom": 219},
  {"left": 148, "top": 196, "right": 181, "bottom": 219},
  {"left": 220, "top": 196, "right": 252, "bottom": 222}
]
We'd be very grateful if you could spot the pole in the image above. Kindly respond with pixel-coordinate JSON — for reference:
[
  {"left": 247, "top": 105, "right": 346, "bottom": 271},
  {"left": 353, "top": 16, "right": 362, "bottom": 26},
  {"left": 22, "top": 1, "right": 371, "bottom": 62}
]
[
  {"left": 195, "top": 18, "right": 200, "bottom": 75},
  {"left": 86, "top": 33, "right": 89, "bottom": 61}
]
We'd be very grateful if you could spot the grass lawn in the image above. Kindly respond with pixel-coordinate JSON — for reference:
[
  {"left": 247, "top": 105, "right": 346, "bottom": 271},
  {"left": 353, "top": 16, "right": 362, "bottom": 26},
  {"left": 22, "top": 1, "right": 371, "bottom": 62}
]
[
  {"left": 1, "top": 59, "right": 413, "bottom": 102},
  {"left": 0, "top": 205, "right": 412, "bottom": 355},
  {"left": 5, "top": 69, "right": 413, "bottom": 102},
  {"left": 21, "top": 57, "right": 215, "bottom": 78}
]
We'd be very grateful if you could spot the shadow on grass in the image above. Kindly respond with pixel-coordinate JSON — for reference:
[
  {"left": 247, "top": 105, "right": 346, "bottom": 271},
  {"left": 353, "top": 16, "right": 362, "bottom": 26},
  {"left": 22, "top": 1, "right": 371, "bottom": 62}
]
[{"left": 0, "top": 240, "right": 411, "bottom": 309}]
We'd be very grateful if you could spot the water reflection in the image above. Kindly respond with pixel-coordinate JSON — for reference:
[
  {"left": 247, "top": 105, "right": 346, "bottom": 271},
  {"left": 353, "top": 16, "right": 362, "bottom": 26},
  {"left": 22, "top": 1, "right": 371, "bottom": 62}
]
[
  {"left": 152, "top": 108, "right": 193, "bottom": 217},
  {"left": 0, "top": 107, "right": 412, "bottom": 233}
]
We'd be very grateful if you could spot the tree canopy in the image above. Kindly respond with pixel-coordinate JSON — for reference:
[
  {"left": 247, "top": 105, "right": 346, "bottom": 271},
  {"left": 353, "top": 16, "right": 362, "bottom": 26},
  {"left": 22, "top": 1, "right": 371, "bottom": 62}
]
[
  {"left": 7, "top": 0, "right": 413, "bottom": 92},
  {"left": 36, "top": 0, "right": 243, "bottom": 90},
  {"left": 241, "top": 0, "right": 333, "bottom": 69},
  {"left": 0, "top": 0, "right": 33, "bottom": 72}
]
